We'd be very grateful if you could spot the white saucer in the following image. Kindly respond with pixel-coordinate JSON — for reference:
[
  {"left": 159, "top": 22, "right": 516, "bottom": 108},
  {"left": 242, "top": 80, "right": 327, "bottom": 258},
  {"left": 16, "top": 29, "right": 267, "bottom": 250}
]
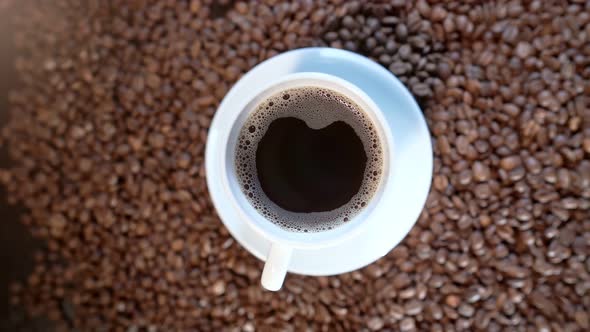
[{"left": 207, "top": 48, "right": 432, "bottom": 276}]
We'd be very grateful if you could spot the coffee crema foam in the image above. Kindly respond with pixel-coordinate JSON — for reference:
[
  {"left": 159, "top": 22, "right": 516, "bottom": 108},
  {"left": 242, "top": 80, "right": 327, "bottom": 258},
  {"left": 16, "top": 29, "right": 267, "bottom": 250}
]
[{"left": 235, "top": 87, "right": 384, "bottom": 232}]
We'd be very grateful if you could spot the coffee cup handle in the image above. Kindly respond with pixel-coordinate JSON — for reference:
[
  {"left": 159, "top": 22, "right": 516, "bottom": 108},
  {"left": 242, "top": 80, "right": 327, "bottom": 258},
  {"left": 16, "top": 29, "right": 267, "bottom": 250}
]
[{"left": 261, "top": 242, "right": 292, "bottom": 291}]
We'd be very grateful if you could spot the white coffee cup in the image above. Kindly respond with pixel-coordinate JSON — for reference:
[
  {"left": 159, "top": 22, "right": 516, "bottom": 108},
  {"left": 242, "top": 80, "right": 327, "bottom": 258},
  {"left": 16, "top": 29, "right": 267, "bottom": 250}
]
[{"left": 206, "top": 48, "right": 432, "bottom": 291}]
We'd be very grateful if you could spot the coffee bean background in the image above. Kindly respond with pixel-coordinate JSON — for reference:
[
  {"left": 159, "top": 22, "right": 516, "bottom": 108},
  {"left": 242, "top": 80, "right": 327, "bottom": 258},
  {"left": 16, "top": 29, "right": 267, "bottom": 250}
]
[{"left": 0, "top": 0, "right": 589, "bottom": 331}]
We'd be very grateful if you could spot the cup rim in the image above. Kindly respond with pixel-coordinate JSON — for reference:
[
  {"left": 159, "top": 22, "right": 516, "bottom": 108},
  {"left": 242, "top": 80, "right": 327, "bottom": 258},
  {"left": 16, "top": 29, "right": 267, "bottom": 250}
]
[{"left": 217, "top": 72, "right": 394, "bottom": 249}]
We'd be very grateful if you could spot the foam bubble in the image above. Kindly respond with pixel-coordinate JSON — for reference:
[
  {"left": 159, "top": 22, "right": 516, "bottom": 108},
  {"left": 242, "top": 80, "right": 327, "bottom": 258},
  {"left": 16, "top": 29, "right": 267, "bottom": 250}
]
[{"left": 235, "top": 87, "right": 384, "bottom": 232}]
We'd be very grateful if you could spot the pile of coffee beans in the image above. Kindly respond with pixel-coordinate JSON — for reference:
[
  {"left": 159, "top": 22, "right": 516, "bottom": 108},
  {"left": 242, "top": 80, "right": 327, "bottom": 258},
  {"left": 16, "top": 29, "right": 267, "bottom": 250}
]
[
  {"left": 1, "top": 0, "right": 589, "bottom": 331},
  {"left": 322, "top": 1, "right": 445, "bottom": 101}
]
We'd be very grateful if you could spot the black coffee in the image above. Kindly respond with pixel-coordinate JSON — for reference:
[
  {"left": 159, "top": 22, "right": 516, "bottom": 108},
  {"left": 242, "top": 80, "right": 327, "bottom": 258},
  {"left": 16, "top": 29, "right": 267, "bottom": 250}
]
[
  {"left": 235, "top": 87, "right": 383, "bottom": 232},
  {"left": 256, "top": 118, "right": 366, "bottom": 213}
]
